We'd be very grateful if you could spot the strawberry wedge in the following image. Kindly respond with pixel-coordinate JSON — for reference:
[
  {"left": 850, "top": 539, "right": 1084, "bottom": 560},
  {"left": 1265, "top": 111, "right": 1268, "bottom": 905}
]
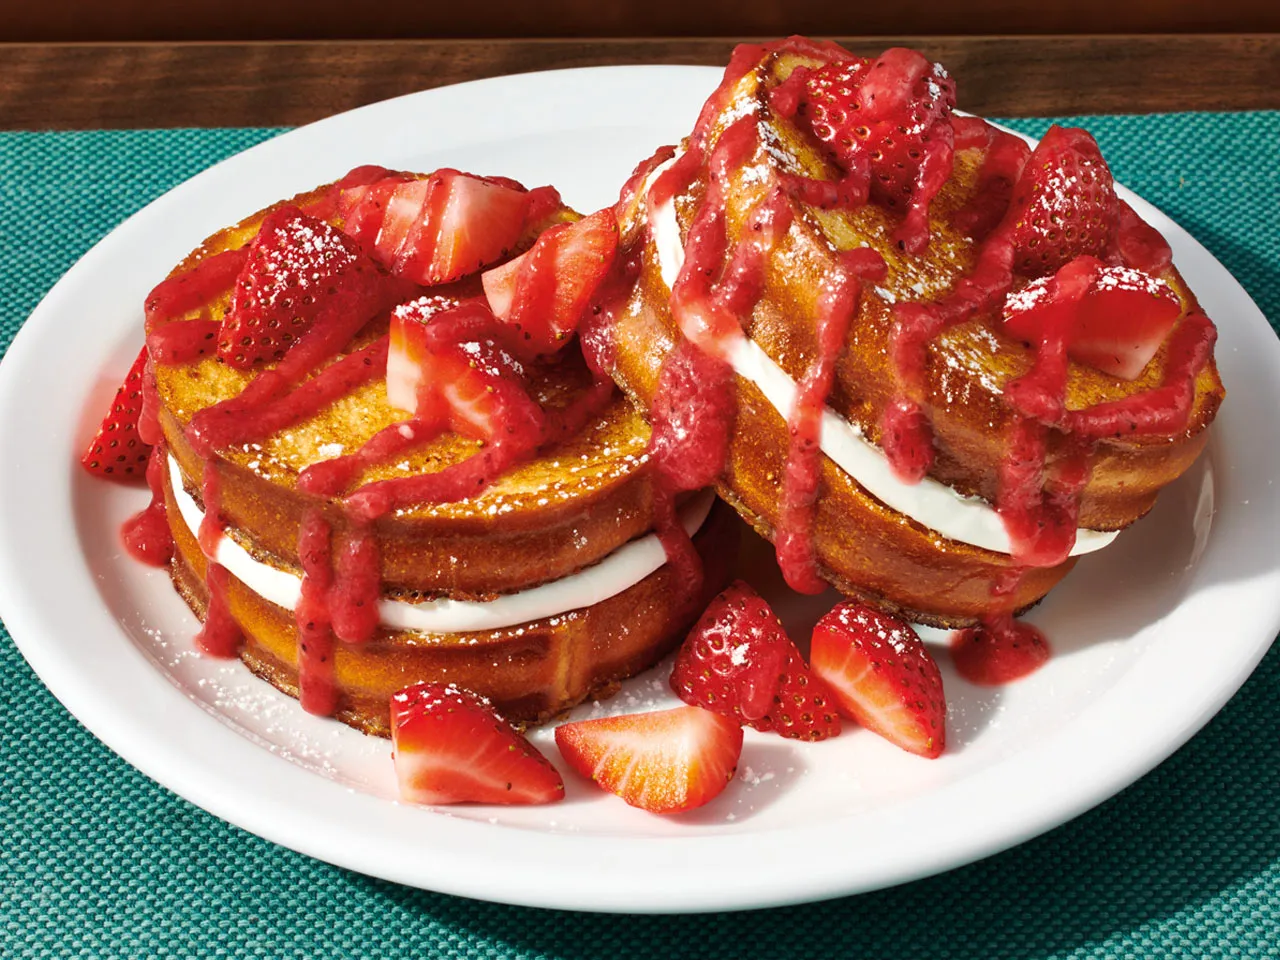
[
  {"left": 345, "top": 171, "right": 530, "bottom": 285},
  {"left": 391, "top": 682, "right": 564, "bottom": 806},
  {"left": 80, "top": 346, "right": 152, "bottom": 483},
  {"left": 386, "top": 296, "right": 540, "bottom": 441},
  {"left": 217, "top": 205, "right": 387, "bottom": 370},
  {"left": 555, "top": 706, "right": 742, "bottom": 815},
  {"left": 482, "top": 208, "right": 618, "bottom": 359},
  {"left": 1004, "top": 261, "right": 1183, "bottom": 380},
  {"left": 810, "top": 601, "right": 946, "bottom": 758},
  {"left": 670, "top": 580, "right": 841, "bottom": 741}
]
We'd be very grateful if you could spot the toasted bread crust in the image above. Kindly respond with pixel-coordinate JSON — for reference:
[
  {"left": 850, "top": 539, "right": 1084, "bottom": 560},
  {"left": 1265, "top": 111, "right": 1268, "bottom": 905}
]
[{"left": 167, "top": 457, "right": 738, "bottom": 734}]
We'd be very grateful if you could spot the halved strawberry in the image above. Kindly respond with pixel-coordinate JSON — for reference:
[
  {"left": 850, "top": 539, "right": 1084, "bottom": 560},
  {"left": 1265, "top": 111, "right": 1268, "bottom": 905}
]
[
  {"left": 1004, "top": 260, "right": 1183, "bottom": 380},
  {"left": 1002, "top": 125, "right": 1117, "bottom": 277},
  {"left": 554, "top": 706, "right": 742, "bottom": 814},
  {"left": 391, "top": 682, "right": 564, "bottom": 806},
  {"left": 800, "top": 48, "right": 957, "bottom": 252},
  {"left": 217, "top": 206, "right": 386, "bottom": 369},
  {"left": 670, "top": 580, "right": 841, "bottom": 741},
  {"left": 810, "top": 601, "right": 946, "bottom": 758},
  {"left": 482, "top": 208, "right": 618, "bottom": 359},
  {"left": 81, "top": 346, "right": 152, "bottom": 483},
  {"left": 386, "top": 296, "right": 540, "bottom": 441}
]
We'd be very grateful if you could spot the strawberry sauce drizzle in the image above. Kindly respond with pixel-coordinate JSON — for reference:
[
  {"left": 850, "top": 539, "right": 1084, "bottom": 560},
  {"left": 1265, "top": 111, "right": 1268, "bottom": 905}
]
[
  {"left": 951, "top": 120, "right": 1031, "bottom": 242},
  {"left": 295, "top": 508, "right": 338, "bottom": 715},
  {"left": 144, "top": 248, "right": 248, "bottom": 330},
  {"left": 297, "top": 417, "right": 444, "bottom": 498},
  {"left": 186, "top": 336, "right": 389, "bottom": 457},
  {"left": 146, "top": 319, "right": 220, "bottom": 365},
  {"left": 138, "top": 358, "right": 163, "bottom": 447},
  {"left": 121, "top": 444, "right": 174, "bottom": 567},
  {"left": 642, "top": 117, "right": 765, "bottom": 604},
  {"left": 193, "top": 460, "right": 243, "bottom": 658},
  {"left": 776, "top": 248, "right": 886, "bottom": 594},
  {"left": 329, "top": 526, "right": 382, "bottom": 644}
]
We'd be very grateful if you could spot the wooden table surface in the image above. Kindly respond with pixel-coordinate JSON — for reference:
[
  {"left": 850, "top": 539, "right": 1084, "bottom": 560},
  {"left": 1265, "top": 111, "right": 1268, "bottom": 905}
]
[{"left": 1, "top": 34, "right": 1278, "bottom": 130}]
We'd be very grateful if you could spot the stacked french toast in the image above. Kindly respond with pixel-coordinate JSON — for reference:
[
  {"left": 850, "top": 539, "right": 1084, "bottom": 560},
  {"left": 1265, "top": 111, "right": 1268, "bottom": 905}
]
[{"left": 81, "top": 37, "right": 1222, "bottom": 814}]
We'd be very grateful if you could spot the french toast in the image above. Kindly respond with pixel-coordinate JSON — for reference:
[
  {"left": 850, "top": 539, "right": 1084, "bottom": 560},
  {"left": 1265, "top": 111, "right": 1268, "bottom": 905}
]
[
  {"left": 100, "top": 167, "right": 734, "bottom": 734},
  {"left": 603, "top": 38, "right": 1224, "bottom": 627}
]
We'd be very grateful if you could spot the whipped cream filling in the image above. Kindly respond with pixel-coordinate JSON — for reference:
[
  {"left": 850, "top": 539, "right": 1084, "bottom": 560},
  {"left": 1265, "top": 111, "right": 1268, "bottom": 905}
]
[
  {"left": 642, "top": 156, "right": 1118, "bottom": 558},
  {"left": 168, "top": 456, "right": 715, "bottom": 634}
]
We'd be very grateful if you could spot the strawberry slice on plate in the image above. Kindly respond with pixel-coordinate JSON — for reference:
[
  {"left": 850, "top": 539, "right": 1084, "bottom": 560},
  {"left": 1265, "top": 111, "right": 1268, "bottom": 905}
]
[
  {"left": 555, "top": 706, "right": 742, "bottom": 814},
  {"left": 217, "top": 205, "right": 386, "bottom": 369},
  {"left": 1004, "top": 260, "right": 1183, "bottom": 380},
  {"left": 670, "top": 580, "right": 841, "bottom": 741},
  {"left": 1002, "top": 125, "right": 1117, "bottom": 277},
  {"left": 810, "top": 601, "right": 947, "bottom": 758},
  {"left": 80, "top": 345, "right": 152, "bottom": 483},
  {"left": 390, "top": 682, "right": 564, "bottom": 806},
  {"left": 482, "top": 208, "right": 618, "bottom": 359}
]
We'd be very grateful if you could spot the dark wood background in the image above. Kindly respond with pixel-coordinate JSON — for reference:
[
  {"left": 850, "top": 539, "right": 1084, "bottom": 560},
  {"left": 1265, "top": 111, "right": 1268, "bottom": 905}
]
[
  {"left": 2, "top": 2, "right": 1277, "bottom": 129},
  {"left": 3, "top": 0, "right": 1278, "bottom": 40}
]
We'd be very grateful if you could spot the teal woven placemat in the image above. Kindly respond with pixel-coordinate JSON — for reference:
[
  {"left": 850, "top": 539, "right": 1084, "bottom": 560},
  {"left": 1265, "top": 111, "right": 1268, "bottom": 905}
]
[{"left": 2, "top": 114, "right": 1278, "bottom": 959}]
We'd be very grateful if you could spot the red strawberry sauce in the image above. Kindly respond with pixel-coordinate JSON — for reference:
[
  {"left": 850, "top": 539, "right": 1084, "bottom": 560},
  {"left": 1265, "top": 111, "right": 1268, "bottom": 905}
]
[
  {"left": 295, "top": 509, "right": 337, "bottom": 716},
  {"left": 777, "top": 248, "right": 885, "bottom": 594},
  {"left": 121, "top": 445, "right": 174, "bottom": 567},
  {"left": 951, "top": 615, "right": 1051, "bottom": 686},
  {"left": 194, "top": 459, "right": 243, "bottom": 658}
]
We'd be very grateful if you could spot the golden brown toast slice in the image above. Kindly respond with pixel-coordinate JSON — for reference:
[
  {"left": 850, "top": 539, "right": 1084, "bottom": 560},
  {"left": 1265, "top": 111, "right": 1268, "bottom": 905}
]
[{"left": 154, "top": 179, "right": 662, "bottom": 599}]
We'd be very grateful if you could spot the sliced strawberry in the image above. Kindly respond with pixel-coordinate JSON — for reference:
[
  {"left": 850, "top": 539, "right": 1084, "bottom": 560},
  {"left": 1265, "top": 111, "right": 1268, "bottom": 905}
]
[
  {"left": 1004, "top": 261, "right": 1182, "bottom": 380},
  {"left": 810, "top": 601, "right": 946, "bottom": 758},
  {"left": 396, "top": 172, "right": 529, "bottom": 285},
  {"left": 483, "top": 208, "right": 618, "bottom": 359},
  {"left": 341, "top": 177, "right": 411, "bottom": 255},
  {"left": 479, "top": 255, "right": 521, "bottom": 321},
  {"left": 376, "top": 178, "right": 435, "bottom": 266},
  {"left": 217, "top": 206, "right": 386, "bottom": 369},
  {"left": 554, "top": 706, "right": 742, "bottom": 814},
  {"left": 81, "top": 346, "right": 152, "bottom": 483},
  {"left": 1002, "top": 125, "right": 1117, "bottom": 277},
  {"left": 670, "top": 580, "right": 841, "bottom": 741},
  {"left": 302, "top": 165, "right": 400, "bottom": 221},
  {"left": 386, "top": 296, "right": 540, "bottom": 441},
  {"left": 391, "top": 682, "right": 564, "bottom": 806},
  {"left": 800, "top": 48, "right": 957, "bottom": 252}
]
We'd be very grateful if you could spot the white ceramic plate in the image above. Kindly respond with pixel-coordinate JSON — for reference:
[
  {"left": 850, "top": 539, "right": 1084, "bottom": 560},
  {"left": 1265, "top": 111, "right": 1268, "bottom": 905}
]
[{"left": 2, "top": 66, "right": 1278, "bottom": 914}]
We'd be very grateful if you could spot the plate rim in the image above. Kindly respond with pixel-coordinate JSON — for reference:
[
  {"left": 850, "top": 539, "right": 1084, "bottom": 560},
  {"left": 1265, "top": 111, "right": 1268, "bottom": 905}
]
[{"left": 2, "top": 64, "right": 1278, "bottom": 913}]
